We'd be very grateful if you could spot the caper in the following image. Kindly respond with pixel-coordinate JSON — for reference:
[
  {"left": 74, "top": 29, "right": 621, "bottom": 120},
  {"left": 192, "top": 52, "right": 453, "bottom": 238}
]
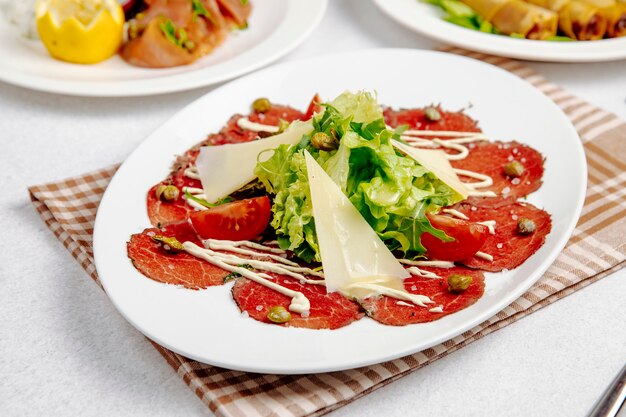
[
  {"left": 311, "top": 131, "right": 339, "bottom": 151},
  {"left": 504, "top": 160, "right": 525, "bottom": 177},
  {"left": 156, "top": 184, "right": 180, "bottom": 202},
  {"left": 151, "top": 235, "right": 185, "bottom": 253},
  {"left": 447, "top": 274, "right": 472, "bottom": 293},
  {"left": 267, "top": 306, "right": 291, "bottom": 324},
  {"left": 424, "top": 106, "right": 441, "bottom": 122},
  {"left": 252, "top": 97, "right": 271, "bottom": 113},
  {"left": 517, "top": 218, "right": 536, "bottom": 235}
]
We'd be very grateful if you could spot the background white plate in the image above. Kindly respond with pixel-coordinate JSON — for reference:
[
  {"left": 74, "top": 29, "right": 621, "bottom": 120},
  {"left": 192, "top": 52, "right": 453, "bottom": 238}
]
[
  {"left": 0, "top": 0, "right": 327, "bottom": 96},
  {"left": 93, "top": 49, "right": 586, "bottom": 374},
  {"left": 372, "top": 0, "right": 626, "bottom": 62}
]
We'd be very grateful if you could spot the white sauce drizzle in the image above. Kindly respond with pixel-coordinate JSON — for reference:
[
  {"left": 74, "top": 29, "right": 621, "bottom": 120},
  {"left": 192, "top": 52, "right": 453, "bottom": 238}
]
[
  {"left": 442, "top": 208, "right": 469, "bottom": 220},
  {"left": 237, "top": 117, "right": 280, "bottom": 133},
  {"left": 184, "top": 196, "right": 208, "bottom": 211},
  {"left": 402, "top": 130, "right": 488, "bottom": 139},
  {"left": 396, "top": 301, "right": 415, "bottom": 307},
  {"left": 344, "top": 283, "right": 433, "bottom": 307},
  {"left": 477, "top": 220, "right": 496, "bottom": 235},
  {"left": 429, "top": 305, "right": 444, "bottom": 313},
  {"left": 475, "top": 251, "right": 494, "bottom": 262},
  {"left": 468, "top": 190, "right": 498, "bottom": 197},
  {"left": 184, "top": 242, "right": 312, "bottom": 314},
  {"left": 399, "top": 259, "right": 455, "bottom": 268},
  {"left": 183, "top": 166, "right": 201, "bottom": 180},
  {"left": 182, "top": 186, "right": 204, "bottom": 194},
  {"left": 406, "top": 267, "right": 441, "bottom": 279},
  {"left": 453, "top": 169, "right": 493, "bottom": 189}
]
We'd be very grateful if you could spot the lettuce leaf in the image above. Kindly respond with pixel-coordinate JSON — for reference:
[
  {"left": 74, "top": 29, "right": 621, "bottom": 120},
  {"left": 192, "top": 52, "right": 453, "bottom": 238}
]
[{"left": 255, "top": 91, "right": 461, "bottom": 262}]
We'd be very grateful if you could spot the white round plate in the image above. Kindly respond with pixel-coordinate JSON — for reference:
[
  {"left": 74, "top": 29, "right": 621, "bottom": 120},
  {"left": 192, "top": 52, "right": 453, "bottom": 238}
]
[
  {"left": 93, "top": 49, "right": 586, "bottom": 374},
  {"left": 372, "top": 0, "right": 626, "bottom": 62},
  {"left": 0, "top": 0, "right": 327, "bottom": 96}
]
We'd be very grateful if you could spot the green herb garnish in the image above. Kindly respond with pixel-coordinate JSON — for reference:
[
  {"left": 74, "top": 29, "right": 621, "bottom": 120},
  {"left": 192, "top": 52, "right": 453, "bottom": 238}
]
[
  {"left": 185, "top": 190, "right": 233, "bottom": 208},
  {"left": 191, "top": 0, "right": 215, "bottom": 24}
]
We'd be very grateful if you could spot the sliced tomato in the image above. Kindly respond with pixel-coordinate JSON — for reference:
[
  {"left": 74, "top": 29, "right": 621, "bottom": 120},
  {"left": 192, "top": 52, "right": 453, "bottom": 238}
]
[
  {"left": 420, "top": 213, "right": 488, "bottom": 262},
  {"left": 189, "top": 196, "right": 271, "bottom": 241},
  {"left": 303, "top": 93, "right": 323, "bottom": 120}
]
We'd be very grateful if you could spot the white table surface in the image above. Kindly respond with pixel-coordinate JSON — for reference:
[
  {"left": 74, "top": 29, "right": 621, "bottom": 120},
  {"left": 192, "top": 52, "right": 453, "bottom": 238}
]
[{"left": 1, "top": 1, "right": 625, "bottom": 416}]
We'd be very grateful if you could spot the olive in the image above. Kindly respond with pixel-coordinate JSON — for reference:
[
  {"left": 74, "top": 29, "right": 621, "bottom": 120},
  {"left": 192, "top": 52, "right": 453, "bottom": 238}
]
[
  {"left": 504, "top": 161, "right": 525, "bottom": 177},
  {"left": 311, "top": 131, "right": 339, "bottom": 151},
  {"left": 151, "top": 235, "right": 185, "bottom": 253},
  {"left": 156, "top": 184, "right": 180, "bottom": 202},
  {"left": 517, "top": 218, "right": 536, "bottom": 235},
  {"left": 424, "top": 106, "right": 441, "bottom": 122},
  {"left": 252, "top": 97, "right": 271, "bottom": 113},
  {"left": 267, "top": 306, "right": 292, "bottom": 324},
  {"left": 447, "top": 274, "right": 472, "bottom": 293}
]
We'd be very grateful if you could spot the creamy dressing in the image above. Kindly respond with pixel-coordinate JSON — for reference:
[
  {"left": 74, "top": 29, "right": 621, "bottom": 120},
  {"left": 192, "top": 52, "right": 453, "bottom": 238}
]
[
  {"left": 183, "top": 166, "right": 201, "bottom": 180},
  {"left": 399, "top": 259, "right": 455, "bottom": 268},
  {"left": 237, "top": 117, "right": 280, "bottom": 133},
  {"left": 429, "top": 305, "right": 444, "bottom": 313},
  {"left": 453, "top": 168, "right": 493, "bottom": 189},
  {"left": 475, "top": 251, "right": 494, "bottom": 261},
  {"left": 405, "top": 267, "right": 441, "bottom": 279},
  {"left": 442, "top": 208, "right": 469, "bottom": 220},
  {"left": 396, "top": 301, "right": 415, "bottom": 308},
  {"left": 182, "top": 186, "right": 204, "bottom": 194},
  {"left": 477, "top": 220, "right": 496, "bottom": 235},
  {"left": 343, "top": 282, "right": 433, "bottom": 307},
  {"left": 183, "top": 241, "right": 312, "bottom": 314}
]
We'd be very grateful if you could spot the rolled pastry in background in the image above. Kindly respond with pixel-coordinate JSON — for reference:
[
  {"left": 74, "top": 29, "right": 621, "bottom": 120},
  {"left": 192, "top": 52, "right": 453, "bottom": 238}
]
[
  {"left": 580, "top": 0, "right": 626, "bottom": 37},
  {"left": 559, "top": 1, "right": 608, "bottom": 38},
  {"left": 526, "top": 0, "right": 608, "bottom": 39},
  {"left": 461, "top": 0, "right": 558, "bottom": 39}
]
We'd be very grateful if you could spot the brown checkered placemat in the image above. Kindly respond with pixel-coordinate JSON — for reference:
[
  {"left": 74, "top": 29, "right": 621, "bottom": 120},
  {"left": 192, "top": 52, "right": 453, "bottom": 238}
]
[{"left": 29, "top": 49, "right": 626, "bottom": 417}]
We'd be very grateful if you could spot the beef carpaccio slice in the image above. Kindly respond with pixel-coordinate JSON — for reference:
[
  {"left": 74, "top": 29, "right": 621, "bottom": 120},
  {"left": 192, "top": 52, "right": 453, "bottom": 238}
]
[
  {"left": 384, "top": 107, "right": 481, "bottom": 132},
  {"left": 127, "top": 221, "right": 229, "bottom": 289},
  {"left": 360, "top": 266, "right": 485, "bottom": 326},
  {"left": 455, "top": 199, "right": 552, "bottom": 272},
  {"left": 231, "top": 275, "right": 364, "bottom": 330},
  {"left": 452, "top": 141, "right": 544, "bottom": 203},
  {"left": 146, "top": 104, "right": 305, "bottom": 227}
]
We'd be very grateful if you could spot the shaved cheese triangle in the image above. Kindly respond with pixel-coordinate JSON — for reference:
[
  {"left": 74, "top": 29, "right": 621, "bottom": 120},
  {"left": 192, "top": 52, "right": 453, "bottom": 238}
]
[
  {"left": 196, "top": 120, "right": 312, "bottom": 203},
  {"left": 391, "top": 139, "right": 469, "bottom": 200},
  {"left": 304, "top": 151, "right": 410, "bottom": 298}
]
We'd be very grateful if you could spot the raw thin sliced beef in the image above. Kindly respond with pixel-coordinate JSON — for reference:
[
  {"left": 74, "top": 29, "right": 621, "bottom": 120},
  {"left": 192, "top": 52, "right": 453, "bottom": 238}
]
[
  {"left": 384, "top": 107, "right": 481, "bottom": 132},
  {"left": 360, "top": 266, "right": 485, "bottom": 326},
  {"left": 231, "top": 275, "right": 363, "bottom": 330},
  {"left": 146, "top": 169, "right": 203, "bottom": 227},
  {"left": 127, "top": 221, "right": 229, "bottom": 289},
  {"left": 147, "top": 103, "right": 305, "bottom": 225},
  {"left": 452, "top": 141, "right": 544, "bottom": 201},
  {"left": 456, "top": 199, "right": 552, "bottom": 272},
  {"left": 207, "top": 105, "right": 305, "bottom": 146}
]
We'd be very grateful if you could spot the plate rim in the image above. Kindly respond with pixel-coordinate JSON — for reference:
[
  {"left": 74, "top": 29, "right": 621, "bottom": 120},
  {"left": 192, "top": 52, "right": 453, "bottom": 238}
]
[
  {"left": 0, "top": 0, "right": 328, "bottom": 97},
  {"left": 93, "top": 48, "right": 587, "bottom": 374},
  {"left": 371, "top": 0, "right": 626, "bottom": 63}
]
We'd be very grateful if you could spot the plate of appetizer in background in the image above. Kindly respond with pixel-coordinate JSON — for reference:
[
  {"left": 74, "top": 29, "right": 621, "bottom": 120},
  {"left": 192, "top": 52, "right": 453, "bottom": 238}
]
[
  {"left": 93, "top": 49, "right": 586, "bottom": 373},
  {"left": 0, "top": 0, "right": 327, "bottom": 96},
  {"left": 372, "top": 0, "right": 626, "bottom": 62}
]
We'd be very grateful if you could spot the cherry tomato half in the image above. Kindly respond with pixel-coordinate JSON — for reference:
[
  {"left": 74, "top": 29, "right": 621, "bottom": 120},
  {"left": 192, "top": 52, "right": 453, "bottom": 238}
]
[
  {"left": 189, "top": 196, "right": 271, "bottom": 241},
  {"left": 420, "top": 213, "right": 488, "bottom": 262},
  {"left": 303, "top": 93, "right": 323, "bottom": 120}
]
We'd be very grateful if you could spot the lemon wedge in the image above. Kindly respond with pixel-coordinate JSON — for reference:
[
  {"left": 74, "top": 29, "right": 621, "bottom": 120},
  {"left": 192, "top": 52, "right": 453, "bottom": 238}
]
[{"left": 36, "top": 0, "right": 124, "bottom": 64}]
